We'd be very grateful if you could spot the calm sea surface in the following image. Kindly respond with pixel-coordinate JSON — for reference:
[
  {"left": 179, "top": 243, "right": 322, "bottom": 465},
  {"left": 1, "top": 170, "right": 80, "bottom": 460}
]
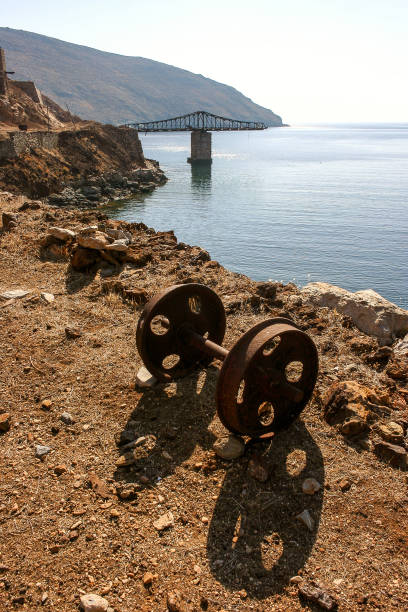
[{"left": 106, "top": 124, "right": 408, "bottom": 308}]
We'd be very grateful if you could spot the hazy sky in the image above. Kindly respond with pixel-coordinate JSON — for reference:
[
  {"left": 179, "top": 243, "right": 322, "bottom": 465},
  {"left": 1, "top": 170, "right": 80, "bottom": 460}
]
[{"left": 2, "top": 0, "right": 407, "bottom": 123}]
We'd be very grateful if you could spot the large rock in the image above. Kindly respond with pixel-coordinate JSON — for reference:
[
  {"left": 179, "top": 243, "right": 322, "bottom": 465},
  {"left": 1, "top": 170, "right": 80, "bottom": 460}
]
[
  {"left": 48, "top": 227, "right": 76, "bottom": 241},
  {"left": 77, "top": 230, "right": 110, "bottom": 250},
  {"left": 323, "top": 380, "right": 386, "bottom": 436},
  {"left": 301, "top": 282, "right": 408, "bottom": 345}
]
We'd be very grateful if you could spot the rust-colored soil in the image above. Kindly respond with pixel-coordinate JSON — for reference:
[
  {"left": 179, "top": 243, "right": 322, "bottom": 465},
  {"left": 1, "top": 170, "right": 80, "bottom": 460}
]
[{"left": 0, "top": 195, "right": 407, "bottom": 611}]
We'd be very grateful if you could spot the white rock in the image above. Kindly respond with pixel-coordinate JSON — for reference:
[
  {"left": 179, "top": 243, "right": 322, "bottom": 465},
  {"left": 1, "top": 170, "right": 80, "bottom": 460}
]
[
  {"left": 153, "top": 511, "right": 174, "bottom": 532},
  {"left": 48, "top": 227, "right": 76, "bottom": 241},
  {"left": 135, "top": 366, "right": 157, "bottom": 388},
  {"left": 80, "top": 593, "right": 109, "bottom": 612},
  {"left": 77, "top": 231, "right": 110, "bottom": 250},
  {"left": 35, "top": 445, "right": 52, "bottom": 459},
  {"left": 41, "top": 292, "right": 55, "bottom": 303},
  {"left": 104, "top": 239, "right": 129, "bottom": 252},
  {"left": 301, "top": 282, "right": 408, "bottom": 345},
  {"left": 296, "top": 509, "right": 314, "bottom": 531},
  {"left": 213, "top": 435, "right": 245, "bottom": 460},
  {"left": 394, "top": 333, "right": 408, "bottom": 356},
  {"left": 302, "top": 478, "right": 321, "bottom": 495},
  {"left": 0, "top": 289, "right": 30, "bottom": 300}
]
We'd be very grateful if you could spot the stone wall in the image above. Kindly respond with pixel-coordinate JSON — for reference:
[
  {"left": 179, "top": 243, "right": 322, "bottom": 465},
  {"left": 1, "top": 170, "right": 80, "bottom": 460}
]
[
  {"left": 0, "top": 131, "right": 58, "bottom": 160},
  {"left": 13, "top": 81, "right": 43, "bottom": 105}
]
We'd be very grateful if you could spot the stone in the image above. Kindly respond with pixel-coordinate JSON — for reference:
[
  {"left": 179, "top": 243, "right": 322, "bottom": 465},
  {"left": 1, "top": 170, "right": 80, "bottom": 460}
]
[
  {"left": 116, "top": 483, "right": 137, "bottom": 500},
  {"left": 104, "top": 239, "right": 129, "bottom": 252},
  {"left": 256, "top": 281, "right": 279, "bottom": 300},
  {"left": 135, "top": 366, "right": 157, "bottom": 388},
  {"left": 394, "top": 333, "right": 408, "bottom": 356},
  {"left": 0, "top": 413, "right": 11, "bottom": 432},
  {"left": 70, "top": 247, "right": 100, "bottom": 271},
  {"left": 386, "top": 359, "right": 408, "bottom": 381},
  {"left": 153, "top": 511, "right": 174, "bottom": 532},
  {"left": 60, "top": 411, "right": 74, "bottom": 425},
  {"left": 298, "top": 582, "right": 337, "bottom": 610},
  {"left": 35, "top": 445, "right": 52, "bottom": 459},
  {"left": 213, "top": 435, "right": 245, "bottom": 460},
  {"left": 0, "top": 289, "right": 30, "bottom": 300},
  {"left": 302, "top": 478, "right": 321, "bottom": 495},
  {"left": 143, "top": 572, "right": 154, "bottom": 587},
  {"left": 77, "top": 230, "right": 111, "bottom": 250},
  {"left": 41, "top": 399, "right": 53, "bottom": 411},
  {"left": 296, "top": 509, "right": 314, "bottom": 531},
  {"left": 65, "top": 327, "right": 82, "bottom": 339},
  {"left": 339, "top": 478, "right": 352, "bottom": 491},
  {"left": 40, "top": 292, "right": 55, "bottom": 304},
  {"left": 89, "top": 473, "right": 110, "bottom": 499},
  {"left": 323, "top": 380, "right": 384, "bottom": 435},
  {"left": 290, "top": 575, "right": 304, "bottom": 584},
  {"left": 104, "top": 228, "right": 132, "bottom": 243},
  {"left": 2, "top": 212, "right": 18, "bottom": 231},
  {"left": 378, "top": 422, "right": 404, "bottom": 444},
  {"left": 48, "top": 227, "right": 76, "bottom": 241},
  {"left": 301, "top": 282, "right": 408, "bottom": 345},
  {"left": 79, "top": 593, "right": 109, "bottom": 612},
  {"left": 248, "top": 455, "right": 269, "bottom": 482},
  {"left": 374, "top": 441, "right": 407, "bottom": 469},
  {"left": 54, "top": 464, "right": 67, "bottom": 476}
]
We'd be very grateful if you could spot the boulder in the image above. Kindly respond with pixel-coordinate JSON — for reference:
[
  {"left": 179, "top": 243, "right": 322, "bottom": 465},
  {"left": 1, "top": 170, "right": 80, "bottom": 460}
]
[
  {"left": 48, "top": 227, "right": 76, "bottom": 241},
  {"left": 301, "top": 282, "right": 408, "bottom": 345},
  {"left": 104, "top": 239, "right": 129, "bottom": 252},
  {"left": 377, "top": 422, "right": 404, "bottom": 444},
  {"left": 323, "top": 380, "right": 386, "bottom": 436},
  {"left": 77, "top": 230, "right": 111, "bottom": 250},
  {"left": 374, "top": 441, "right": 407, "bottom": 469}
]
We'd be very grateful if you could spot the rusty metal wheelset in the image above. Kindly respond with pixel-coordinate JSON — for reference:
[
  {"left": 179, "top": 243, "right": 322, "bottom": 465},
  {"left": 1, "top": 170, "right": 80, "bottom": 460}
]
[{"left": 136, "top": 284, "right": 318, "bottom": 438}]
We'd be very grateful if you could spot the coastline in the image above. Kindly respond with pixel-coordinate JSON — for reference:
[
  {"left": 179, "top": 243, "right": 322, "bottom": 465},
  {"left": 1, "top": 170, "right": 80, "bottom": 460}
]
[{"left": 1, "top": 191, "right": 408, "bottom": 611}]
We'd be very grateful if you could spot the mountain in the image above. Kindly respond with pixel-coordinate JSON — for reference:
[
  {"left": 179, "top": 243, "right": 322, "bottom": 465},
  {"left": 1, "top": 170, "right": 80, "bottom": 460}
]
[{"left": 0, "top": 28, "right": 282, "bottom": 126}]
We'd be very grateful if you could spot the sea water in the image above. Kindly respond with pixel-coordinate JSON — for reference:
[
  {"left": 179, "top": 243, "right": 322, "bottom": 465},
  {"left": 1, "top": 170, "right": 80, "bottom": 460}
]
[{"left": 105, "top": 124, "right": 408, "bottom": 308}]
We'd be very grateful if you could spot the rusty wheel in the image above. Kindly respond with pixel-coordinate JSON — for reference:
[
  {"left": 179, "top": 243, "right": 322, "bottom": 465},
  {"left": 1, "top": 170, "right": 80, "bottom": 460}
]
[
  {"left": 136, "top": 284, "right": 226, "bottom": 382},
  {"left": 216, "top": 318, "right": 318, "bottom": 438}
]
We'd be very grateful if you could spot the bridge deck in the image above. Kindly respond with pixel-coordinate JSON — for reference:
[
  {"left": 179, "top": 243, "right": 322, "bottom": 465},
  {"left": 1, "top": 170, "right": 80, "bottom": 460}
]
[{"left": 126, "top": 110, "right": 267, "bottom": 132}]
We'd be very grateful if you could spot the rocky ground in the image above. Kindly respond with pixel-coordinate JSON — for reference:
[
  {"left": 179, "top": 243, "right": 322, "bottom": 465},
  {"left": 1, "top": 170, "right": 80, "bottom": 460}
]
[
  {"left": 1, "top": 192, "right": 408, "bottom": 612},
  {"left": 0, "top": 123, "right": 166, "bottom": 200}
]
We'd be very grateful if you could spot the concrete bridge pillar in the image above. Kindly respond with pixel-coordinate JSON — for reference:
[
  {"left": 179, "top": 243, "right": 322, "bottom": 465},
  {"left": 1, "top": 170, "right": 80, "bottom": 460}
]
[{"left": 187, "top": 129, "right": 212, "bottom": 164}]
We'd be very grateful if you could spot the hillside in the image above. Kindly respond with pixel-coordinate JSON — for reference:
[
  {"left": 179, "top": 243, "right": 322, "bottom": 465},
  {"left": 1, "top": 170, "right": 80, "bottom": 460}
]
[{"left": 0, "top": 27, "right": 283, "bottom": 126}]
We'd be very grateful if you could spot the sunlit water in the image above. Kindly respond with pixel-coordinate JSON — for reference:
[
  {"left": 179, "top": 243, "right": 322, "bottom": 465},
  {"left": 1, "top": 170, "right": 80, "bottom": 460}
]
[{"left": 105, "top": 124, "right": 408, "bottom": 308}]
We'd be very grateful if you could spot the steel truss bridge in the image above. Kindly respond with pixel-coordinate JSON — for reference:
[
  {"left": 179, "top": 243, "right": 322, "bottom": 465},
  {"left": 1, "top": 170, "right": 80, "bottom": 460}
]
[{"left": 127, "top": 110, "right": 267, "bottom": 132}]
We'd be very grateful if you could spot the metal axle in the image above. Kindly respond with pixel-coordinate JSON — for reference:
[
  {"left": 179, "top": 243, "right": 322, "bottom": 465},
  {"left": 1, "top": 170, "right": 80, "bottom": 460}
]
[{"left": 180, "top": 327, "right": 303, "bottom": 403}]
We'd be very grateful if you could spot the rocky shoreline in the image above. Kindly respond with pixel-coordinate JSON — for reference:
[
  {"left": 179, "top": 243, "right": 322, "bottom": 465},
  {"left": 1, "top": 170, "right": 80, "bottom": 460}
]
[
  {"left": 47, "top": 160, "right": 167, "bottom": 209},
  {"left": 1, "top": 190, "right": 408, "bottom": 611}
]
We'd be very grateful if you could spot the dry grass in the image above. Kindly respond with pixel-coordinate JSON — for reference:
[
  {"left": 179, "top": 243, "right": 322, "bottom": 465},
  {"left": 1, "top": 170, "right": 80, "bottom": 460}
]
[{"left": 0, "top": 196, "right": 407, "bottom": 611}]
